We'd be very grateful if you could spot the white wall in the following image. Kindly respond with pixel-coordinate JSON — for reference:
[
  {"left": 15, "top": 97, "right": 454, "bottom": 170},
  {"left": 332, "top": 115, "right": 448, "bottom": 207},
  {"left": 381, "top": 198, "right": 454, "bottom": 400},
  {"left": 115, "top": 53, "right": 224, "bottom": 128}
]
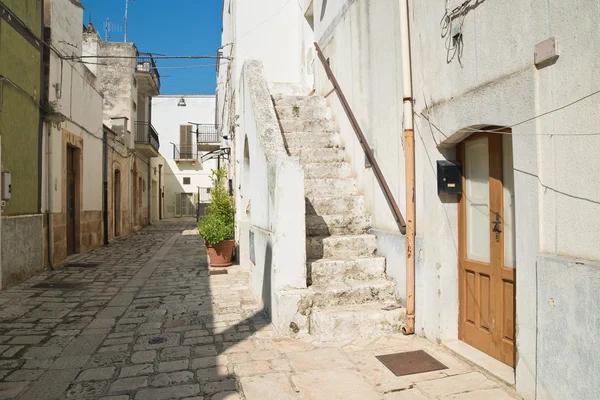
[{"left": 151, "top": 96, "right": 219, "bottom": 218}]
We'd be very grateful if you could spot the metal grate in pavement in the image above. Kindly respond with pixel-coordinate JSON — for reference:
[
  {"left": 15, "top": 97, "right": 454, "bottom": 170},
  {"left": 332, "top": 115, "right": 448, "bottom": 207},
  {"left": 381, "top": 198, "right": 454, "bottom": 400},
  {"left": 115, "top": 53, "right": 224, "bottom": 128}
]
[
  {"left": 32, "top": 281, "right": 84, "bottom": 289},
  {"left": 376, "top": 350, "right": 448, "bottom": 376},
  {"left": 209, "top": 269, "right": 228, "bottom": 275}
]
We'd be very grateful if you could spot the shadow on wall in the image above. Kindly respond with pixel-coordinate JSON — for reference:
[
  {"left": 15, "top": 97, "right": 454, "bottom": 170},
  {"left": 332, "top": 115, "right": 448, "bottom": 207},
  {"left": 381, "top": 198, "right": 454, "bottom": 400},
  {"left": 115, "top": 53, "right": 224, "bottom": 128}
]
[{"left": 261, "top": 241, "right": 273, "bottom": 317}]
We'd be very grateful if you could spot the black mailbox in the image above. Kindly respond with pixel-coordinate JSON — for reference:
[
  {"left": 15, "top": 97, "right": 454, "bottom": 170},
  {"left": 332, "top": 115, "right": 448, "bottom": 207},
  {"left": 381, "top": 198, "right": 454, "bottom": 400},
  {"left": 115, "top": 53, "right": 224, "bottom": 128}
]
[{"left": 437, "top": 160, "right": 462, "bottom": 195}]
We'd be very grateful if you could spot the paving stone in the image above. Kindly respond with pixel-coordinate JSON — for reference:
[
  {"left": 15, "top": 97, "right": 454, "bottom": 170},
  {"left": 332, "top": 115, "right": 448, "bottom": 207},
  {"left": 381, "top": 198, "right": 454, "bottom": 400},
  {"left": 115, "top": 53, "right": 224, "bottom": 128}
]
[
  {"left": 2, "top": 345, "right": 24, "bottom": 357},
  {"left": 197, "top": 365, "right": 229, "bottom": 382},
  {"left": 103, "top": 337, "right": 134, "bottom": 346},
  {"left": 96, "top": 307, "right": 128, "bottom": 319},
  {"left": 119, "top": 364, "right": 154, "bottom": 378},
  {"left": 160, "top": 346, "right": 190, "bottom": 360},
  {"left": 384, "top": 389, "right": 429, "bottom": 399},
  {"left": 239, "top": 373, "right": 297, "bottom": 400},
  {"left": 131, "top": 350, "right": 157, "bottom": 364},
  {"left": 100, "top": 344, "right": 131, "bottom": 353},
  {"left": 0, "top": 382, "right": 29, "bottom": 398},
  {"left": 61, "top": 334, "right": 106, "bottom": 356},
  {"left": 439, "top": 388, "right": 515, "bottom": 400},
  {"left": 23, "top": 345, "right": 62, "bottom": 359},
  {"left": 50, "top": 355, "right": 91, "bottom": 369},
  {"left": 416, "top": 372, "right": 498, "bottom": 397},
  {"left": 134, "top": 333, "right": 180, "bottom": 350},
  {"left": 109, "top": 376, "right": 148, "bottom": 392},
  {"left": 211, "top": 392, "right": 239, "bottom": 400},
  {"left": 65, "top": 381, "right": 110, "bottom": 399},
  {"left": 193, "top": 345, "right": 218, "bottom": 357},
  {"left": 134, "top": 384, "right": 200, "bottom": 400},
  {"left": 288, "top": 347, "right": 353, "bottom": 372},
  {"left": 159, "top": 359, "right": 189, "bottom": 372},
  {"left": 86, "top": 351, "right": 129, "bottom": 368},
  {"left": 192, "top": 355, "right": 228, "bottom": 369},
  {"left": 20, "top": 369, "right": 80, "bottom": 400},
  {"left": 293, "top": 369, "right": 381, "bottom": 400},
  {"left": 100, "top": 396, "right": 129, "bottom": 400},
  {"left": 23, "top": 358, "right": 53, "bottom": 369},
  {"left": 4, "top": 368, "right": 44, "bottom": 381},
  {"left": 77, "top": 367, "right": 116, "bottom": 381},
  {"left": 151, "top": 371, "right": 195, "bottom": 387},
  {"left": 9, "top": 335, "right": 46, "bottom": 345},
  {"left": 233, "top": 360, "right": 271, "bottom": 377}
]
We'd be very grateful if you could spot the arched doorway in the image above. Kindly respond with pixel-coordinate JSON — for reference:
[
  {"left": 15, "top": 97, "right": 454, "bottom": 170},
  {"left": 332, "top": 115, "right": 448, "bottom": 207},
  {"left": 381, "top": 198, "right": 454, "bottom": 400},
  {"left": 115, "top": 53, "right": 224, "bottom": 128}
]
[{"left": 457, "top": 128, "right": 516, "bottom": 367}]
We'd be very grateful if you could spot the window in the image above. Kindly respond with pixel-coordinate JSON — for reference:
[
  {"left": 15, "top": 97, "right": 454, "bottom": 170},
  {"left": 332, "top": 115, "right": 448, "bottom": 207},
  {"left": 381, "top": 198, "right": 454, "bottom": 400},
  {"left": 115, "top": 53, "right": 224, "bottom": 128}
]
[
  {"left": 179, "top": 125, "right": 193, "bottom": 159},
  {"left": 183, "top": 177, "right": 191, "bottom": 185}
]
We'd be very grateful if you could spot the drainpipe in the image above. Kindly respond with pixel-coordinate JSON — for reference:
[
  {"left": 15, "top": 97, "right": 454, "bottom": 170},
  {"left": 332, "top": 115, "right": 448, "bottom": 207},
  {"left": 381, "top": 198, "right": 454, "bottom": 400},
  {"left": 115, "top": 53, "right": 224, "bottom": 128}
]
[
  {"left": 400, "top": 0, "right": 415, "bottom": 335},
  {"left": 102, "top": 129, "right": 109, "bottom": 245},
  {"left": 46, "top": 123, "right": 54, "bottom": 270}
]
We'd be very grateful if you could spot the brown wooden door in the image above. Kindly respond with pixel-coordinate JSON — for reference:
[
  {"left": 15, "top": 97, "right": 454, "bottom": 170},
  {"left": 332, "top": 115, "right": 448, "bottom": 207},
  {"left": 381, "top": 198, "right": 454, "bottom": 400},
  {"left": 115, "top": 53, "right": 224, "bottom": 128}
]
[
  {"left": 66, "top": 146, "right": 76, "bottom": 255},
  {"left": 458, "top": 133, "right": 516, "bottom": 367}
]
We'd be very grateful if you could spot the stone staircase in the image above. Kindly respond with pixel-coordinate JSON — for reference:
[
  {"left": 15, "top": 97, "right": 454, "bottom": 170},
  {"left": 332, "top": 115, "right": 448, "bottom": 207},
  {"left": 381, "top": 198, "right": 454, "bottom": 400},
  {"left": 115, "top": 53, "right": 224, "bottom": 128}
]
[{"left": 272, "top": 94, "right": 406, "bottom": 341}]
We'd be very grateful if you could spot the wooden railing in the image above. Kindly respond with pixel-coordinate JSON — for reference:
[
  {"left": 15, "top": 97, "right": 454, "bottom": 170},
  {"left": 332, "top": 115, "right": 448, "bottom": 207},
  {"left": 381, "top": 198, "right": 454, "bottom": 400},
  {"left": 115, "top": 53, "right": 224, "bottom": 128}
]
[{"left": 314, "top": 42, "right": 406, "bottom": 232}]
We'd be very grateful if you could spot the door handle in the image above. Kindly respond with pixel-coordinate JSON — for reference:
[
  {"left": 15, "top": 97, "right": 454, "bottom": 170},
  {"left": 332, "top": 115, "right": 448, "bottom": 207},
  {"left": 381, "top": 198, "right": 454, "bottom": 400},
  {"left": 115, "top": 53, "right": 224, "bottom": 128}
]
[{"left": 492, "top": 212, "right": 502, "bottom": 242}]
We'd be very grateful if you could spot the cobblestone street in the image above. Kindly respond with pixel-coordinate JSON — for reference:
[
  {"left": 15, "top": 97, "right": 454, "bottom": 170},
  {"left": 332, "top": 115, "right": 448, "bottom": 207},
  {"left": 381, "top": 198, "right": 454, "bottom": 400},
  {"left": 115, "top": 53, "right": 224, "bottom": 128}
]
[{"left": 0, "top": 221, "right": 519, "bottom": 399}]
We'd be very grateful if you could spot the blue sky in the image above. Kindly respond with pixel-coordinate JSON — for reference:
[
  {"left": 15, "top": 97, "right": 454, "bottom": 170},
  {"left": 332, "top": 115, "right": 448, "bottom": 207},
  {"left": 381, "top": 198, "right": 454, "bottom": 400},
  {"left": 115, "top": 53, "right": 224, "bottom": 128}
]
[{"left": 81, "top": 0, "right": 223, "bottom": 95}]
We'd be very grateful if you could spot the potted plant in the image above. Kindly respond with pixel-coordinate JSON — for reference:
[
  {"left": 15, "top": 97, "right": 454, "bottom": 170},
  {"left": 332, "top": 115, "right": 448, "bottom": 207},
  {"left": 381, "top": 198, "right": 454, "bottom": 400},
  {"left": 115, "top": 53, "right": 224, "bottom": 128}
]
[{"left": 198, "top": 167, "right": 236, "bottom": 267}]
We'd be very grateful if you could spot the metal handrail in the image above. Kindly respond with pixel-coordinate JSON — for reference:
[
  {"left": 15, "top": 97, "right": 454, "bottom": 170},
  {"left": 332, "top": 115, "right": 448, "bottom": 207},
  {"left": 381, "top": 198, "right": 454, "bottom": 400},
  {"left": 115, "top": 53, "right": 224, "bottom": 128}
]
[{"left": 314, "top": 42, "right": 406, "bottom": 231}]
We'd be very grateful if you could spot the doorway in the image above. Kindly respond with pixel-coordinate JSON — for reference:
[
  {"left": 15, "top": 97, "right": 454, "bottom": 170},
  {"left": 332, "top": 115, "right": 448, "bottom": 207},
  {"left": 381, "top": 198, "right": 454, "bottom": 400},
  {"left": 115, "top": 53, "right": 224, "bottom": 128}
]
[
  {"left": 181, "top": 193, "right": 195, "bottom": 217},
  {"left": 66, "top": 145, "right": 77, "bottom": 255},
  {"left": 114, "top": 170, "right": 121, "bottom": 237},
  {"left": 458, "top": 131, "right": 516, "bottom": 367}
]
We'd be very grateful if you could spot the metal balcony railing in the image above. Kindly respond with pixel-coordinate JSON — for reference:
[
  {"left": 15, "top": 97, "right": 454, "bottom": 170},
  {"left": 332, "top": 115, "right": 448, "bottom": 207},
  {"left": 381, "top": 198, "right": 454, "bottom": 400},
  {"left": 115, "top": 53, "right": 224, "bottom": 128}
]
[
  {"left": 136, "top": 54, "right": 161, "bottom": 91},
  {"left": 195, "top": 124, "right": 219, "bottom": 144},
  {"left": 135, "top": 122, "right": 160, "bottom": 152},
  {"left": 172, "top": 144, "right": 199, "bottom": 160}
]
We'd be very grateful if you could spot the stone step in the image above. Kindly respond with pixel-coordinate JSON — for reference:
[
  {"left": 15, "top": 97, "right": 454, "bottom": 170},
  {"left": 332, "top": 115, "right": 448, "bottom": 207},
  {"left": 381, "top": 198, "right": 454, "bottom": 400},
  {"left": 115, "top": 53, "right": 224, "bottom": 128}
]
[
  {"left": 306, "top": 234, "right": 378, "bottom": 259},
  {"left": 306, "top": 280, "right": 397, "bottom": 308},
  {"left": 306, "top": 214, "right": 370, "bottom": 237},
  {"left": 283, "top": 132, "right": 341, "bottom": 150},
  {"left": 304, "top": 178, "right": 357, "bottom": 197},
  {"left": 291, "top": 148, "right": 346, "bottom": 164},
  {"left": 309, "top": 303, "right": 406, "bottom": 341},
  {"left": 302, "top": 162, "right": 352, "bottom": 179},
  {"left": 308, "top": 257, "right": 386, "bottom": 285},
  {"left": 272, "top": 95, "right": 326, "bottom": 108},
  {"left": 279, "top": 118, "right": 336, "bottom": 133},
  {"left": 305, "top": 196, "right": 365, "bottom": 216},
  {"left": 269, "top": 83, "right": 304, "bottom": 96},
  {"left": 275, "top": 105, "right": 331, "bottom": 120}
]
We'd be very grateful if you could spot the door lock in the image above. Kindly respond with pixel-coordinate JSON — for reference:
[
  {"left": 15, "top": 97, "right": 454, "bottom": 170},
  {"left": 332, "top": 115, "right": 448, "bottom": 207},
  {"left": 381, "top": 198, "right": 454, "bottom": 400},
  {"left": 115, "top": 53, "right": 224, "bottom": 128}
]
[{"left": 492, "top": 212, "right": 502, "bottom": 242}]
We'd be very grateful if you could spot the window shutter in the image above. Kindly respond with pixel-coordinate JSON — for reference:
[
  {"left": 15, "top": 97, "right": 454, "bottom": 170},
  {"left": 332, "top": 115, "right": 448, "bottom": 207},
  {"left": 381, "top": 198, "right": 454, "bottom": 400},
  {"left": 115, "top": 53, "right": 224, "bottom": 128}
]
[
  {"left": 180, "top": 125, "right": 193, "bottom": 159},
  {"left": 175, "top": 193, "right": 181, "bottom": 217}
]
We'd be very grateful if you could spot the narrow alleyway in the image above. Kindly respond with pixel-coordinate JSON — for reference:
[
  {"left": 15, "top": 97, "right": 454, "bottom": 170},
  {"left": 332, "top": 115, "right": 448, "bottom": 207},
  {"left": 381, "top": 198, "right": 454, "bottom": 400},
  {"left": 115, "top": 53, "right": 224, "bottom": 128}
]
[{"left": 0, "top": 221, "right": 518, "bottom": 400}]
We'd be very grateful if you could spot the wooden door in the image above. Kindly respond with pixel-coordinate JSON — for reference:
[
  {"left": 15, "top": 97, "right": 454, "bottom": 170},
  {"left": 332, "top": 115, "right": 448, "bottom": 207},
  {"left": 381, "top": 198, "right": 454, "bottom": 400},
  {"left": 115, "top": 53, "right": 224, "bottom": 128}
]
[
  {"left": 458, "top": 133, "right": 516, "bottom": 367},
  {"left": 66, "top": 146, "right": 76, "bottom": 255},
  {"left": 114, "top": 170, "right": 121, "bottom": 237}
]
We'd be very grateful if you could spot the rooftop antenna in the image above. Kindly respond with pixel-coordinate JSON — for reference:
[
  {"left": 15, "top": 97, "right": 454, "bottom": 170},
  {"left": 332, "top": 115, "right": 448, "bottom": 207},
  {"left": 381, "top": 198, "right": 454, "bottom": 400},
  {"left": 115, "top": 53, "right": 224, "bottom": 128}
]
[
  {"left": 104, "top": 18, "right": 123, "bottom": 42},
  {"left": 124, "top": 0, "right": 135, "bottom": 42}
]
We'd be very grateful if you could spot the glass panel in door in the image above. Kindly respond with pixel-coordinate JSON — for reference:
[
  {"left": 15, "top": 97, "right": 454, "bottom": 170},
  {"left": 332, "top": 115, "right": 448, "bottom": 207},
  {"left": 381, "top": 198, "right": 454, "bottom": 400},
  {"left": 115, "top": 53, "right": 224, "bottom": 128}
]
[{"left": 465, "top": 137, "right": 490, "bottom": 263}]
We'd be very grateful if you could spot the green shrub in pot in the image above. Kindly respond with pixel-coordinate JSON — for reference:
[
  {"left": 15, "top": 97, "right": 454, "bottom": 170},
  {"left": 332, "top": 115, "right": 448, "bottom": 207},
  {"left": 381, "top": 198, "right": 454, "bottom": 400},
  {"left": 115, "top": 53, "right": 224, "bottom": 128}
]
[{"left": 197, "top": 167, "right": 235, "bottom": 245}]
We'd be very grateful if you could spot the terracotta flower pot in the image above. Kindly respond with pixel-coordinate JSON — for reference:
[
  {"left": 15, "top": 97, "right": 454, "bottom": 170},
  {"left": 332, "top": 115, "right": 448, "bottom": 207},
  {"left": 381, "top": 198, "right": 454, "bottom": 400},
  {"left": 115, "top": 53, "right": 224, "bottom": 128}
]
[{"left": 206, "top": 239, "right": 235, "bottom": 267}]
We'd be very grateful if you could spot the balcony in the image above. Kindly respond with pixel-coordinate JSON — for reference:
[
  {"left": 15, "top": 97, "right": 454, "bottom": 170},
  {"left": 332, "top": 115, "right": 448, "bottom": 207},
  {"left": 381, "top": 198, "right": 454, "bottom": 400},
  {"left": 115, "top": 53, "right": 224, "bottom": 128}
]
[
  {"left": 136, "top": 53, "right": 161, "bottom": 96},
  {"left": 135, "top": 122, "right": 160, "bottom": 158},
  {"left": 172, "top": 144, "right": 200, "bottom": 165},
  {"left": 195, "top": 124, "right": 220, "bottom": 151}
]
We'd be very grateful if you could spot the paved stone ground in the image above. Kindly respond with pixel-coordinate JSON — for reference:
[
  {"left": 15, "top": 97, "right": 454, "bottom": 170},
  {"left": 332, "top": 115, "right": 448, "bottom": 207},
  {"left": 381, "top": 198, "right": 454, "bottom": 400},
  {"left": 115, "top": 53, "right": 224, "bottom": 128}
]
[{"left": 0, "top": 220, "right": 520, "bottom": 399}]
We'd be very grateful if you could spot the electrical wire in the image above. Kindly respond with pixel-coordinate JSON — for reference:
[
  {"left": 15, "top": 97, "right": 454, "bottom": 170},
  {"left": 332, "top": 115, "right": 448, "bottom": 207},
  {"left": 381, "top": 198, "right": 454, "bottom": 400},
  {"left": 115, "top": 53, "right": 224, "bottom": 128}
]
[{"left": 416, "top": 87, "right": 600, "bottom": 137}]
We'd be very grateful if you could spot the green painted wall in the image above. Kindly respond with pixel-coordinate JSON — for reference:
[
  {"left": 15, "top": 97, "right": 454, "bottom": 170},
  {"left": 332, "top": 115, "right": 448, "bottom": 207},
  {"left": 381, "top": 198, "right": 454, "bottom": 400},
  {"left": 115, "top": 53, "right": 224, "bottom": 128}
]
[{"left": 0, "top": 0, "right": 42, "bottom": 216}]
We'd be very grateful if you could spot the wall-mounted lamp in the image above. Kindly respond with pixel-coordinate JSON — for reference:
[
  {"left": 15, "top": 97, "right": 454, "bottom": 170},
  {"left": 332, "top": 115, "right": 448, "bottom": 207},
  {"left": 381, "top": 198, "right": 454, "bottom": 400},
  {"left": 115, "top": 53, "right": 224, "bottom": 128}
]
[{"left": 177, "top": 97, "right": 186, "bottom": 107}]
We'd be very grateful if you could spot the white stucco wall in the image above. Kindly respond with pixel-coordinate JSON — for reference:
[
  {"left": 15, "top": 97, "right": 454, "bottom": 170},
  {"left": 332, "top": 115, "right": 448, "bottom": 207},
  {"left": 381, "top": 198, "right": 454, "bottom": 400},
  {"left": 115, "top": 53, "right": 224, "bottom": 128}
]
[
  {"left": 151, "top": 96, "right": 219, "bottom": 219},
  {"left": 222, "top": 0, "right": 600, "bottom": 398}
]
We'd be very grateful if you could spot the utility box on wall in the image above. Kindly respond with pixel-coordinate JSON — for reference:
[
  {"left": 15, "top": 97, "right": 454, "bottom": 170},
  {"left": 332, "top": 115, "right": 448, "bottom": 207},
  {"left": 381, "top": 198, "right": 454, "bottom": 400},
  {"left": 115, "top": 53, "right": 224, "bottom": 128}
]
[
  {"left": 1, "top": 171, "right": 11, "bottom": 200},
  {"left": 437, "top": 161, "right": 461, "bottom": 195}
]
